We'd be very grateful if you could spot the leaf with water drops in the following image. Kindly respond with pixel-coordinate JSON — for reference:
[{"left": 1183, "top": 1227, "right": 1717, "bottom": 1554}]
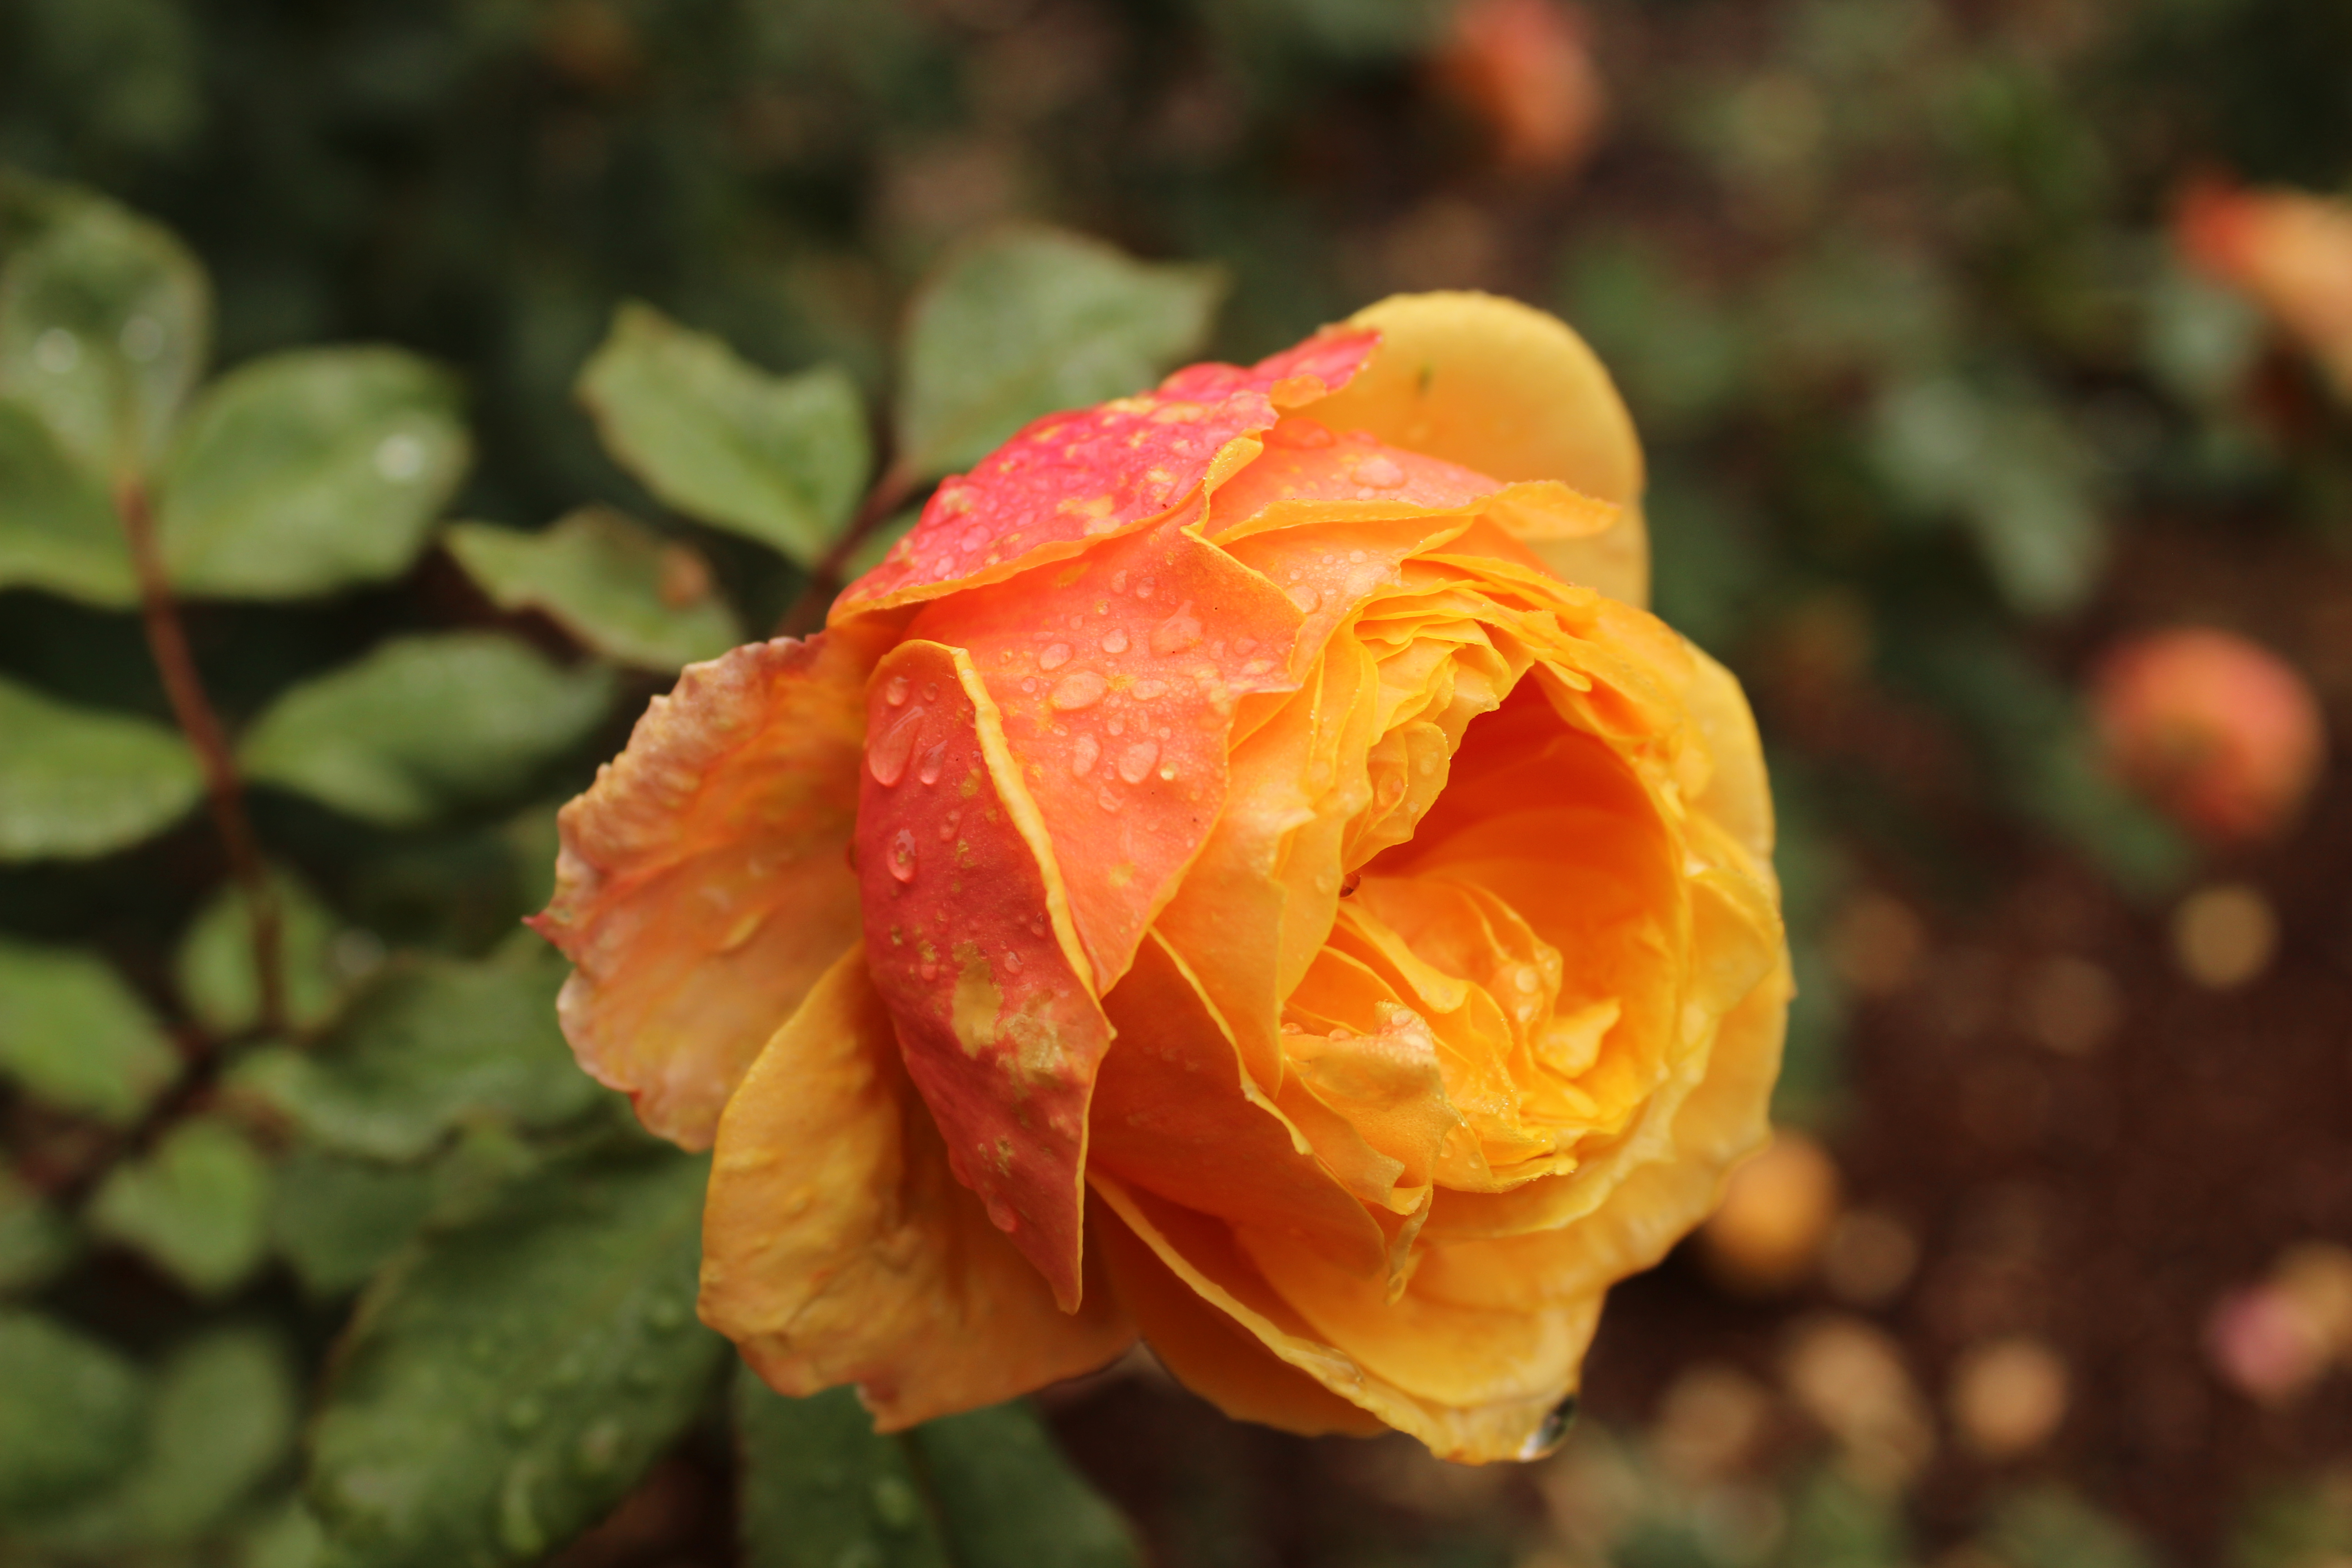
[
  {"left": 0, "top": 674, "right": 202, "bottom": 860},
  {"left": 226, "top": 946, "right": 600, "bottom": 1163},
  {"left": 911, "top": 1400, "right": 1141, "bottom": 1568},
  {"left": 0, "top": 936, "right": 181, "bottom": 1124},
  {"left": 174, "top": 863, "right": 355, "bottom": 1036},
  {"left": 271, "top": 1147, "right": 438, "bottom": 1298},
  {"left": 0, "top": 392, "right": 137, "bottom": 604},
  {"left": 444, "top": 509, "right": 742, "bottom": 671},
  {"left": 154, "top": 347, "right": 468, "bottom": 598},
  {"left": 89, "top": 1117, "right": 274, "bottom": 1296},
  {"left": 238, "top": 633, "right": 615, "bottom": 828},
  {"left": 0, "top": 1308, "right": 149, "bottom": 1524},
  {"left": 0, "top": 179, "right": 210, "bottom": 480},
  {"left": 896, "top": 226, "right": 1225, "bottom": 480},
  {"left": 306, "top": 1144, "right": 725, "bottom": 1568},
  {"left": 578, "top": 302, "right": 868, "bottom": 567},
  {"left": 735, "top": 1374, "right": 949, "bottom": 1568}
]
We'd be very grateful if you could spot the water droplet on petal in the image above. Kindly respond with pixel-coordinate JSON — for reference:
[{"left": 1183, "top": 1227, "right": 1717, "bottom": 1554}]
[
  {"left": 1288, "top": 584, "right": 1320, "bottom": 612},
  {"left": 884, "top": 675, "right": 910, "bottom": 707},
  {"left": 1039, "top": 642, "right": 1072, "bottom": 670},
  {"left": 1097, "top": 785, "right": 1122, "bottom": 812},
  {"left": 1112, "top": 569, "right": 1130, "bottom": 592},
  {"left": 1158, "top": 764, "right": 1177, "bottom": 781},
  {"left": 1101, "top": 628, "right": 1129, "bottom": 654},
  {"left": 1050, "top": 671, "right": 1108, "bottom": 710},
  {"left": 1117, "top": 740, "right": 1160, "bottom": 784},
  {"left": 1132, "top": 679, "right": 1167, "bottom": 701},
  {"left": 1355, "top": 454, "right": 1406, "bottom": 488},
  {"left": 1151, "top": 603, "right": 1202, "bottom": 656},
  {"left": 923, "top": 682, "right": 939, "bottom": 703},
  {"left": 887, "top": 828, "right": 918, "bottom": 883},
  {"left": 1071, "top": 733, "right": 1101, "bottom": 776},
  {"left": 1004, "top": 949, "right": 1024, "bottom": 973},
  {"left": 917, "top": 742, "right": 946, "bottom": 786},
  {"left": 867, "top": 706, "right": 925, "bottom": 785}
]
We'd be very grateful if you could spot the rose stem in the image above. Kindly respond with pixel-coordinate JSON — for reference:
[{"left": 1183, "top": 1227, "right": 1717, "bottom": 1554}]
[
  {"left": 774, "top": 460, "right": 917, "bottom": 639},
  {"left": 116, "top": 478, "right": 288, "bottom": 1038}
]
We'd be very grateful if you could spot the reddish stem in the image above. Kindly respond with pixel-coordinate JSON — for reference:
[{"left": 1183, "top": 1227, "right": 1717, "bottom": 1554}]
[{"left": 774, "top": 461, "right": 918, "bottom": 639}]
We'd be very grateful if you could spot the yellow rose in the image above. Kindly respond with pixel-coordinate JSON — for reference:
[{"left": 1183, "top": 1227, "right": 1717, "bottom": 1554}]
[{"left": 532, "top": 291, "right": 1789, "bottom": 1462}]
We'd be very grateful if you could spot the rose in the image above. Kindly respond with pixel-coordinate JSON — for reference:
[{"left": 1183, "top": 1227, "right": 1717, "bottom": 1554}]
[
  {"left": 2092, "top": 627, "right": 2323, "bottom": 843},
  {"left": 532, "top": 291, "right": 1789, "bottom": 1462}
]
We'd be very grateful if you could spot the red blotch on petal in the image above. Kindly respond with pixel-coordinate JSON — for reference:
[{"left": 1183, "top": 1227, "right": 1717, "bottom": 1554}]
[
  {"left": 856, "top": 638, "right": 1112, "bottom": 1311},
  {"left": 833, "top": 329, "right": 1379, "bottom": 621}
]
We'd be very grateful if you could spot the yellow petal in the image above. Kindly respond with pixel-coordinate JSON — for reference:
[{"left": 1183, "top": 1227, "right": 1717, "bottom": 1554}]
[
  {"left": 532, "top": 620, "right": 894, "bottom": 1148},
  {"left": 701, "top": 945, "right": 1135, "bottom": 1429}
]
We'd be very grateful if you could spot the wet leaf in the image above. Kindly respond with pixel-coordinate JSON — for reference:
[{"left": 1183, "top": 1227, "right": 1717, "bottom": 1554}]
[
  {"left": 0, "top": 1171, "right": 80, "bottom": 1294},
  {"left": 444, "top": 509, "right": 741, "bottom": 671},
  {"left": 227, "top": 947, "right": 600, "bottom": 1162},
  {"left": 0, "top": 182, "right": 209, "bottom": 480},
  {"left": 174, "top": 864, "right": 353, "bottom": 1036},
  {"left": 90, "top": 1117, "right": 274, "bottom": 1295},
  {"left": 0, "top": 391, "right": 136, "bottom": 604},
  {"left": 238, "top": 633, "right": 615, "bottom": 828},
  {"left": 270, "top": 1148, "right": 437, "bottom": 1298},
  {"left": 0, "top": 936, "right": 180, "bottom": 1124},
  {"left": 897, "top": 226, "right": 1224, "bottom": 479},
  {"left": 578, "top": 302, "right": 867, "bottom": 567},
  {"left": 30, "top": 1325, "right": 299, "bottom": 1550},
  {"left": 306, "top": 1145, "right": 725, "bottom": 1568},
  {"left": 913, "top": 1401, "right": 1141, "bottom": 1568},
  {"left": 0, "top": 674, "right": 202, "bottom": 859},
  {"left": 155, "top": 347, "right": 469, "bottom": 598},
  {"left": 0, "top": 1308, "right": 149, "bottom": 1522}
]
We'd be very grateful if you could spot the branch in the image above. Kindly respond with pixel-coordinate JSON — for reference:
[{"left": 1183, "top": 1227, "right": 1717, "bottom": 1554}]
[
  {"left": 115, "top": 480, "right": 287, "bottom": 1038},
  {"left": 774, "top": 461, "right": 919, "bottom": 639}
]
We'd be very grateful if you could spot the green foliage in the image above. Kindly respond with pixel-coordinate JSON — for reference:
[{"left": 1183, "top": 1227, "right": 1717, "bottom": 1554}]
[
  {"left": 270, "top": 1149, "right": 438, "bottom": 1299},
  {"left": 238, "top": 634, "right": 615, "bottom": 828},
  {"left": 1981, "top": 1487, "right": 2163, "bottom": 1568},
  {"left": 0, "top": 393, "right": 132, "bottom": 604},
  {"left": 0, "top": 1308, "right": 149, "bottom": 1522},
  {"left": 578, "top": 302, "right": 869, "bottom": 568},
  {"left": 174, "top": 864, "right": 353, "bottom": 1036},
  {"left": 897, "top": 227, "right": 1226, "bottom": 479},
  {"left": 156, "top": 348, "right": 469, "bottom": 598},
  {"left": 0, "top": 674, "right": 200, "bottom": 859},
  {"left": 444, "top": 510, "right": 741, "bottom": 671},
  {"left": 90, "top": 1116, "right": 274, "bottom": 1295},
  {"left": 0, "top": 935, "right": 179, "bottom": 1123},
  {"left": 228, "top": 948, "right": 599, "bottom": 1163},
  {"left": 735, "top": 1376, "right": 1141, "bottom": 1568},
  {"left": 0, "top": 1171, "right": 78, "bottom": 1293},
  {"left": 305, "top": 1144, "right": 725, "bottom": 1568}
]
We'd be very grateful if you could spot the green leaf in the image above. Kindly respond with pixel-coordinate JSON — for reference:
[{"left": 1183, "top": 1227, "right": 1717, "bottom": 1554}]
[
  {"left": 238, "top": 633, "right": 615, "bottom": 828},
  {"left": 0, "top": 184, "right": 210, "bottom": 480},
  {"left": 227, "top": 948, "right": 601, "bottom": 1162},
  {"left": 271, "top": 1148, "right": 437, "bottom": 1298},
  {"left": 155, "top": 347, "right": 470, "bottom": 598},
  {"left": 0, "top": 674, "right": 202, "bottom": 859},
  {"left": 90, "top": 1117, "right": 273, "bottom": 1295},
  {"left": 30, "top": 1325, "right": 299, "bottom": 1550},
  {"left": 444, "top": 509, "right": 741, "bottom": 671},
  {"left": 175, "top": 864, "right": 353, "bottom": 1036},
  {"left": 0, "top": 1308, "right": 149, "bottom": 1522},
  {"left": 0, "top": 936, "right": 180, "bottom": 1124},
  {"left": 896, "top": 227, "right": 1225, "bottom": 480},
  {"left": 1982, "top": 1487, "right": 2161, "bottom": 1568},
  {"left": 736, "top": 1377, "right": 949, "bottom": 1568},
  {"left": 578, "top": 302, "right": 868, "bottom": 567},
  {"left": 734, "top": 1381, "right": 1140, "bottom": 1568},
  {"left": 0, "top": 392, "right": 137, "bottom": 604},
  {"left": 240, "top": 1497, "right": 329, "bottom": 1568},
  {"left": 1774, "top": 1466, "right": 1912, "bottom": 1568},
  {"left": 913, "top": 1401, "right": 1141, "bottom": 1568},
  {"left": 0, "top": 1170, "right": 80, "bottom": 1294},
  {"left": 306, "top": 1145, "right": 726, "bottom": 1568}
]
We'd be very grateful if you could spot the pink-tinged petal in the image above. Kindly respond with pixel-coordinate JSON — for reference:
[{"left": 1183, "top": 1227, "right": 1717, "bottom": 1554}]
[
  {"left": 906, "top": 515, "right": 1304, "bottom": 993},
  {"left": 702, "top": 945, "right": 1135, "bottom": 1428},
  {"left": 832, "top": 330, "right": 1379, "bottom": 621},
  {"left": 530, "top": 620, "right": 895, "bottom": 1149},
  {"left": 856, "top": 638, "right": 1111, "bottom": 1310}
]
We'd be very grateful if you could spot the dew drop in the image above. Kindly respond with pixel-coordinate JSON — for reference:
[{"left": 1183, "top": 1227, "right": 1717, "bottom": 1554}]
[
  {"left": 923, "top": 682, "right": 939, "bottom": 703},
  {"left": 887, "top": 828, "right": 918, "bottom": 883},
  {"left": 1514, "top": 965, "right": 1544, "bottom": 994},
  {"left": 1101, "top": 628, "right": 1129, "bottom": 654},
  {"left": 646, "top": 1294, "right": 688, "bottom": 1332},
  {"left": 920, "top": 958, "right": 938, "bottom": 981},
  {"left": 960, "top": 524, "right": 990, "bottom": 552},
  {"left": 1097, "top": 785, "right": 1122, "bottom": 812},
  {"left": 1158, "top": 764, "right": 1177, "bottom": 781},
  {"left": 1050, "top": 671, "right": 1108, "bottom": 710},
  {"left": 1132, "top": 679, "right": 1167, "bottom": 701},
  {"left": 1107, "top": 715, "right": 1124, "bottom": 737},
  {"left": 1288, "top": 584, "right": 1320, "bottom": 612},
  {"left": 1136, "top": 577, "right": 1155, "bottom": 600},
  {"left": 1029, "top": 915, "right": 1048, "bottom": 936},
  {"left": 917, "top": 742, "right": 946, "bottom": 786},
  {"left": 871, "top": 1476, "right": 922, "bottom": 1531},
  {"left": 32, "top": 328, "right": 80, "bottom": 375},
  {"left": 1349, "top": 549, "right": 1367, "bottom": 564},
  {"left": 1117, "top": 740, "right": 1160, "bottom": 784},
  {"left": 884, "top": 675, "right": 911, "bottom": 706},
  {"left": 1151, "top": 603, "right": 1202, "bottom": 656},
  {"left": 1071, "top": 733, "right": 1101, "bottom": 776},
  {"left": 866, "top": 706, "right": 925, "bottom": 785},
  {"left": 1235, "top": 637, "right": 1256, "bottom": 655},
  {"left": 1039, "top": 642, "right": 1072, "bottom": 670},
  {"left": 575, "top": 1419, "right": 624, "bottom": 1475},
  {"left": 373, "top": 432, "right": 427, "bottom": 482},
  {"left": 1355, "top": 454, "right": 1406, "bottom": 488},
  {"left": 1004, "top": 949, "right": 1024, "bottom": 973},
  {"left": 1021, "top": 677, "right": 1038, "bottom": 693},
  {"left": 1112, "top": 569, "right": 1130, "bottom": 592}
]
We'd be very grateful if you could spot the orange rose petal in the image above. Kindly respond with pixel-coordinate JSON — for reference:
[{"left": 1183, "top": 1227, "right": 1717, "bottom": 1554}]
[
  {"left": 1090, "top": 1191, "right": 1385, "bottom": 1438},
  {"left": 531, "top": 621, "right": 894, "bottom": 1148},
  {"left": 855, "top": 638, "right": 1112, "bottom": 1311},
  {"left": 907, "top": 515, "right": 1305, "bottom": 993},
  {"left": 701, "top": 946, "right": 1134, "bottom": 1428},
  {"left": 833, "top": 330, "right": 1380, "bottom": 621},
  {"left": 1092, "top": 932, "right": 1390, "bottom": 1279}
]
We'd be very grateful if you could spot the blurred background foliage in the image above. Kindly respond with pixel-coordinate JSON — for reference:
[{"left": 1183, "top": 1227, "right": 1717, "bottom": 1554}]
[{"left": 5, "top": 0, "right": 2352, "bottom": 1564}]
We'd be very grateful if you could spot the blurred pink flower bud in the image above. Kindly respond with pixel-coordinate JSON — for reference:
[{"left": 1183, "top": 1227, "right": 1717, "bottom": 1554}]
[
  {"left": 2091, "top": 627, "right": 2324, "bottom": 843},
  {"left": 1436, "top": 0, "right": 1607, "bottom": 174},
  {"left": 2205, "top": 1282, "right": 2332, "bottom": 1405}
]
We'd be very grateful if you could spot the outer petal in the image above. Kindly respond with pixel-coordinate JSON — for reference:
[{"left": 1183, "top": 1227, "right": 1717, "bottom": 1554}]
[
  {"left": 833, "top": 330, "right": 1378, "bottom": 620},
  {"left": 701, "top": 945, "right": 1135, "bottom": 1427},
  {"left": 906, "top": 515, "right": 1305, "bottom": 992},
  {"left": 531, "top": 621, "right": 893, "bottom": 1148},
  {"left": 857, "top": 638, "right": 1113, "bottom": 1310},
  {"left": 1299, "top": 291, "right": 1649, "bottom": 605}
]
